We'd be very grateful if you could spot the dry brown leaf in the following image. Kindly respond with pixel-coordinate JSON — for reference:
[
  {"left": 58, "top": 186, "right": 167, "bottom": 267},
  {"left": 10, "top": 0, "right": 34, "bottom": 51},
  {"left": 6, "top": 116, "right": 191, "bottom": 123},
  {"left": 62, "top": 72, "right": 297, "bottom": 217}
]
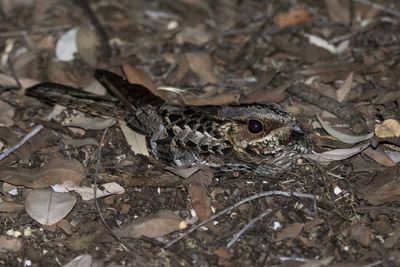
[
  {"left": 324, "top": 0, "right": 351, "bottom": 24},
  {"left": 165, "top": 166, "right": 200, "bottom": 179},
  {"left": 0, "top": 235, "right": 23, "bottom": 252},
  {"left": 276, "top": 223, "right": 304, "bottom": 241},
  {"left": 65, "top": 229, "right": 104, "bottom": 251},
  {"left": 273, "top": 7, "right": 312, "bottom": 28},
  {"left": 362, "top": 176, "right": 400, "bottom": 205},
  {"left": 0, "top": 200, "right": 24, "bottom": 213},
  {"left": 362, "top": 147, "right": 396, "bottom": 167},
  {"left": 350, "top": 224, "right": 374, "bottom": 247},
  {"left": 175, "top": 25, "right": 211, "bottom": 46},
  {"left": 0, "top": 158, "right": 84, "bottom": 188},
  {"left": 122, "top": 63, "right": 157, "bottom": 92},
  {"left": 114, "top": 210, "right": 186, "bottom": 239},
  {"left": 336, "top": 71, "right": 354, "bottom": 102},
  {"left": 186, "top": 168, "right": 213, "bottom": 222},
  {"left": 375, "top": 119, "right": 400, "bottom": 138},
  {"left": 57, "top": 219, "right": 73, "bottom": 235},
  {"left": 0, "top": 99, "right": 15, "bottom": 127},
  {"left": 175, "top": 56, "right": 190, "bottom": 82},
  {"left": 185, "top": 52, "right": 218, "bottom": 84},
  {"left": 25, "top": 189, "right": 77, "bottom": 225},
  {"left": 213, "top": 247, "right": 234, "bottom": 267}
]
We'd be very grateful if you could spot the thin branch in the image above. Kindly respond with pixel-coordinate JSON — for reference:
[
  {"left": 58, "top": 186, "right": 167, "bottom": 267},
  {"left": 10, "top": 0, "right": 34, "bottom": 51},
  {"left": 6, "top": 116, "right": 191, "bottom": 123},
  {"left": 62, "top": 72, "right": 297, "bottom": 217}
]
[
  {"left": 93, "top": 127, "right": 130, "bottom": 251},
  {"left": 227, "top": 209, "right": 272, "bottom": 248},
  {"left": 166, "top": 191, "right": 316, "bottom": 247},
  {"left": 0, "top": 125, "right": 43, "bottom": 161}
]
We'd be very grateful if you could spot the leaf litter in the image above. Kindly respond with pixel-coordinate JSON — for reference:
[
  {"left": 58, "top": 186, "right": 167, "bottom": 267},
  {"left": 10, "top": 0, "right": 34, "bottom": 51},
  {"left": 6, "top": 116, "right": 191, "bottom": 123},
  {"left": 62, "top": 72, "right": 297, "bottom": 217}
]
[{"left": 1, "top": 0, "right": 400, "bottom": 266}]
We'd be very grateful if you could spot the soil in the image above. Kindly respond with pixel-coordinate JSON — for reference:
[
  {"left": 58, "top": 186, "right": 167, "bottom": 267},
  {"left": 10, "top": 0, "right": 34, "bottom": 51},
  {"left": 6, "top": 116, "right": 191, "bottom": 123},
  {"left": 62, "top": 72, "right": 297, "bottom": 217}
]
[{"left": 0, "top": 0, "right": 399, "bottom": 266}]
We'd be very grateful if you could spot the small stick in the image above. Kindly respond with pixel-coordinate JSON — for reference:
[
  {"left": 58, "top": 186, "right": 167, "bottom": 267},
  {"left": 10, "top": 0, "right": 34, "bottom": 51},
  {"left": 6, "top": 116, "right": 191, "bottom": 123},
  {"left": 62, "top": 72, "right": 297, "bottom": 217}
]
[
  {"left": 287, "top": 84, "right": 367, "bottom": 132},
  {"left": 166, "top": 191, "right": 316, "bottom": 247},
  {"left": 0, "top": 125, "right": 43, "bottom": 161},
  {"left": 93, "top": 127, "right": 130, "bottom": 251},
  {"left": 227, "top": 209, "right": 272, "bottom": 248}
]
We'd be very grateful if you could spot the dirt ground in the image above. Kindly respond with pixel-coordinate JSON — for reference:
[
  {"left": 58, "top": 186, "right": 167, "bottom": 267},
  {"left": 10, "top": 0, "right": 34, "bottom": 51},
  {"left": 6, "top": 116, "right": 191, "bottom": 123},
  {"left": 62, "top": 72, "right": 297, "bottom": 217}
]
[{"left": 0, "top": 0, "right": 400, "bottom": 266}]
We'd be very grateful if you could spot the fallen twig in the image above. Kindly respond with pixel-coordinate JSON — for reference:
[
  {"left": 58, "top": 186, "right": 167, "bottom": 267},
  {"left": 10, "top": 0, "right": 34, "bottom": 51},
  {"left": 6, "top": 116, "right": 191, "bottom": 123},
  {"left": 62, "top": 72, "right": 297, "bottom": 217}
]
[
  {"left": 93, "top": 127, "right": 130, "bottom": 251},
  {"left": 227, "top": 209, "right": 272, "bottom": 248},
  {"left": 0, "top": 125, "right": 43, "bottom": 161},
  {"left": 166, "top": 191, "right": 316, "bottom": 247},
  {"left": 287, "top": 84, "right": 367, "bottom": 132}
]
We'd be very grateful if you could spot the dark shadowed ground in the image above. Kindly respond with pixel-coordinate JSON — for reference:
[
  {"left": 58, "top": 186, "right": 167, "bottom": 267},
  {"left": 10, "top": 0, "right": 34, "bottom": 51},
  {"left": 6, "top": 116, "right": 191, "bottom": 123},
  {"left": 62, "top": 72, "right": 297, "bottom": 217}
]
[{"left": 0, "top": 0, "right": 399, "bottom": 266}]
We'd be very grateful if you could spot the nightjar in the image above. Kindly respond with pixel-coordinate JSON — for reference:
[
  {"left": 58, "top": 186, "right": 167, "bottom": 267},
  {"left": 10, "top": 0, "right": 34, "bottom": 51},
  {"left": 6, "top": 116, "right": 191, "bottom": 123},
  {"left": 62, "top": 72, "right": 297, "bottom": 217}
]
[{"left": 26, "top": 70, "right": 310, "bottom": 175}]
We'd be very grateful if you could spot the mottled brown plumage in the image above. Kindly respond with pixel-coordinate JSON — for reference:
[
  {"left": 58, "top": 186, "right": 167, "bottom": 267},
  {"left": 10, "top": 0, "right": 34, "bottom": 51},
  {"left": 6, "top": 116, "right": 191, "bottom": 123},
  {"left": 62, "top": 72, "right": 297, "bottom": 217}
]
[{"left": 26, "top": 70, "right": 310, "bottom": 175}]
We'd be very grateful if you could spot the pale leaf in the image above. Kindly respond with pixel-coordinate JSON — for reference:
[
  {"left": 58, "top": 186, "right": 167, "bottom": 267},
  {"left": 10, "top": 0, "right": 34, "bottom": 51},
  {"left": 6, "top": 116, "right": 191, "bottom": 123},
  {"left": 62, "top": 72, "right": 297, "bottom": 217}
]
[
  {"left": 25, "top": 189, "right": 76, "bottom": 225},
  {"left": 317, "top": 115, "right": 373, "bottom": 144},
  {"left": 119, "top": 120, "right": 149, "bottom": 156}
]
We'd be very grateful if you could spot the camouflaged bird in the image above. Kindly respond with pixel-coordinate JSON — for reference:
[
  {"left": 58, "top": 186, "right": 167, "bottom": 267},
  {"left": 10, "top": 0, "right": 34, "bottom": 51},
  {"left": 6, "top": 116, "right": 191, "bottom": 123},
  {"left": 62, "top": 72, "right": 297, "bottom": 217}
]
[{"left": 26, "top": 70, "right": 310, "bottom": 175}]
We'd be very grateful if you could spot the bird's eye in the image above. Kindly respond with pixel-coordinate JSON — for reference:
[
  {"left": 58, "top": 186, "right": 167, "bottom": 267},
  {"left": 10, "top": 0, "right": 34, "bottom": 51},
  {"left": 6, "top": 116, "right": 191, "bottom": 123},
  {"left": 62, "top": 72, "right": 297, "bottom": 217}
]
[{"left": 248, "top": 119, "right": 263, "bottom": 134}]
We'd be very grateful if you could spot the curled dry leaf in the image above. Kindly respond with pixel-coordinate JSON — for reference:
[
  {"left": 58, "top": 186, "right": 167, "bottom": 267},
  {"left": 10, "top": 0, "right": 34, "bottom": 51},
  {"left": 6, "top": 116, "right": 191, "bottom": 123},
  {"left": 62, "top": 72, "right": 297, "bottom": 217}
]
[
  {"left": 185, "top": 52, "right": 218, "bottom": 84},
  {"left": 0, "top": 235, "right": 24, "bottom": 252},
  {"left": 185, "top": 167, "right": 213, "bottom": 222},
  {"left": 119, "top": 120, "right": 149, "bottom": 156},
  {"left": 63, "top": 115, "right": 116, "bottom": 130},
  {"left": 317, "top": 114, "right": 373, "bottom": 144},
  {"left": 114, "top": 210, "right": 186, "bottom": 239},
  {"left": 273, "top": 7, "right": 312, "bottom": 28},
  {"left": 0, "top": 158, "right": 84, "bottom": 188},
  {"left": 52, "top": 181, "right": 125, "bottom": 201},
  {"left": 375, "top": 119, "right": 400, "bottom": 138},
  {"left": 276, "top": 222, "right": 304, "bottom": 241},
  {"left": 303, "top": 143, "right": 370, "bottom": 164},
  {"left": 122, "top": 63, "right": 157, "bottom": 92},
  {"left": 324, "top": 0, "right": 351, "bottom": 24},
  {"left": 25, "top": 189, "right": 77, "bottom": 225}
]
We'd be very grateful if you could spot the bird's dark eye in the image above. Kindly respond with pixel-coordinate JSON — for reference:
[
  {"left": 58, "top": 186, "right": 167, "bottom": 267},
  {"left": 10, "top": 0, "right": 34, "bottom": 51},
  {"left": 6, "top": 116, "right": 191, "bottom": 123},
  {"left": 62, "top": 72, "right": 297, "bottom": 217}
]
[{"left": 248, "top": 120, "right": 263, "bottom": 134}]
